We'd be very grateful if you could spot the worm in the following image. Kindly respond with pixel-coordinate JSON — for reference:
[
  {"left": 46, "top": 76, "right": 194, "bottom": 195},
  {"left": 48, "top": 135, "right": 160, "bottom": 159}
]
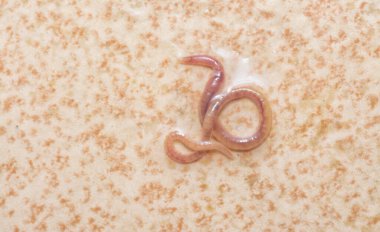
[{"left": 165, "top": 55, "right": 272, "bottom": 164}]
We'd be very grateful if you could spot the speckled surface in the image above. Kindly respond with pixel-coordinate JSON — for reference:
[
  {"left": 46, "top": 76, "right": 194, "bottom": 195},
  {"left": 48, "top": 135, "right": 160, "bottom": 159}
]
[{"left": 1, "top": 1, "right": 380, "bottom": 231}]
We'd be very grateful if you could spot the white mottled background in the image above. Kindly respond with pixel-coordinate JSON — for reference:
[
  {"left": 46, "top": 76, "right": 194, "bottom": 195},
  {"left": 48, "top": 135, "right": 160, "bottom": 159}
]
[{"left": 0, "top": 1, "right": 379, "bottom": 231}]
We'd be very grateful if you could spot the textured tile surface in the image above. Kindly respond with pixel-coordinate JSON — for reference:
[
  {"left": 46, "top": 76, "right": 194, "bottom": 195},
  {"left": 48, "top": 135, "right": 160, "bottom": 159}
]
[{"left": 0, "top": 1, "right": 379, "bottom": 231}]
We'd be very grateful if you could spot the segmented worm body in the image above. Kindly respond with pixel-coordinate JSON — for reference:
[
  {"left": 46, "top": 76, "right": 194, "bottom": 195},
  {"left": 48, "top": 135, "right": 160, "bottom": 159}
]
[{"left": 165, "top": 55, "right": 272, "bottom": 164}]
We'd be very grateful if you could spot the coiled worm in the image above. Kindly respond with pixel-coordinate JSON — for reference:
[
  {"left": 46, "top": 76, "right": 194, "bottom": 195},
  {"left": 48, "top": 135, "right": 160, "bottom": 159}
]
[{"left": 165, "top": 55, "right": 272, "bottom": 164}]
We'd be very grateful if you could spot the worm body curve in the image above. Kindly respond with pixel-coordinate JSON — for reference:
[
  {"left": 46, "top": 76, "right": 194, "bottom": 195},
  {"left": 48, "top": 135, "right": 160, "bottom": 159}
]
[{"left": 165, "top": 55, "right": 272, "bottom": 164}]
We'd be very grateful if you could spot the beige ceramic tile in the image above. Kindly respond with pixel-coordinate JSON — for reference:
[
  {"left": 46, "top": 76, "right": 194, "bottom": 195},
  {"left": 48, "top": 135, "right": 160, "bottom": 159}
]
[{"left": 0, "top": 1, "right": 379, "bottom": 231}]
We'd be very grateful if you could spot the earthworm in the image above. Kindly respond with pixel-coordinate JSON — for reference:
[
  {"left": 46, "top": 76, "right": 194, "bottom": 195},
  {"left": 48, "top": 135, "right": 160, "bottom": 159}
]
[
  {"left": 165, "top": 131, "right": 233, "bottom": 164},
  {"left": 165, "top": 55, "right": 272, "bottom": 164}
]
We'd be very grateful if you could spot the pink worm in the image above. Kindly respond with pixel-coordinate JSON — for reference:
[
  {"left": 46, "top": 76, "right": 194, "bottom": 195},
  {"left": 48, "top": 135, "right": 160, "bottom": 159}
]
[{"left": 165, "top": 55, "right": 272, "bottom": 164}]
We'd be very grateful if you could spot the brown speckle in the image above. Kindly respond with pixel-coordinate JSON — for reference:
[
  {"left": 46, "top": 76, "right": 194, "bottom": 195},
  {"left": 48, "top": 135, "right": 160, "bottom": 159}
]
[{"left": 0, "top": 1, "right": 378, "bottom": 231}]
